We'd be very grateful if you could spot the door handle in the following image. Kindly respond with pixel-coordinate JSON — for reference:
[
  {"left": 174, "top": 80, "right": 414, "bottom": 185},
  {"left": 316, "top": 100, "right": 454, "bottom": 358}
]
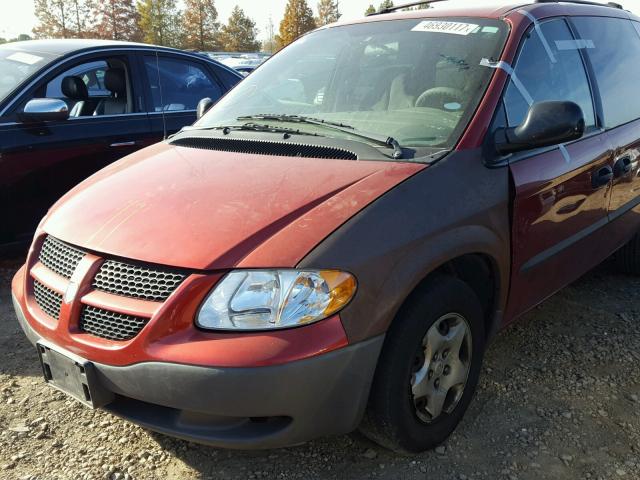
[
  {"left": 613, "top": 154, "right": 633, "bottom": 177},
  {"left": 109, "top": 141, "right": 137, "bottom": 148},
  {"left": 592, "top": 165, "right": 613, "bottom": 188}
]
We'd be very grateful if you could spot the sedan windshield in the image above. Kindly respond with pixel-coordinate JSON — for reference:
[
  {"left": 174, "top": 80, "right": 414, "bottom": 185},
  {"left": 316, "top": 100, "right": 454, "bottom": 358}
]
[
  {"left": 198, "top": 17, "right": 508, "bottom": 158},
  {"left": 0, "top": 47, "right": 55, "bottom": 105}
]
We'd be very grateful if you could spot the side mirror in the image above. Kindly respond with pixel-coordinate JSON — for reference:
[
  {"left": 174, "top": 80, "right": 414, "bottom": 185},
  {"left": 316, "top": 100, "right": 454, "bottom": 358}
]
[
  {"left": 495, "top": 101, "right": 585, "bottom": 155},
  {"left": 18, "top": 98, "right": 70, "bottom": 123},
  {"left": 197, "top": 97, "right": 214, "bottom": 119}
]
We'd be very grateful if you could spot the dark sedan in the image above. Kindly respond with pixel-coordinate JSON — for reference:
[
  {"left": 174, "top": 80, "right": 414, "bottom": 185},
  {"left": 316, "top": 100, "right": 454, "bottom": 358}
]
[{"left": 0, "top": 40, "right": 242, "bottom": 252}]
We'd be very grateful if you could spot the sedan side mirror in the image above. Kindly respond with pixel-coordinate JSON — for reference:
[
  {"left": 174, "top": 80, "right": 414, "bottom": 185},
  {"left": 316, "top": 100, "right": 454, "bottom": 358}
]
[
  {"left": 495, "top": 101, "right": 585, "bottom": 155},
  {"left": 197, "top": 97, "right": 214, "bottom": 119},
  {"left": 18, "top": 98, "right": 70, "bottom": 123}
]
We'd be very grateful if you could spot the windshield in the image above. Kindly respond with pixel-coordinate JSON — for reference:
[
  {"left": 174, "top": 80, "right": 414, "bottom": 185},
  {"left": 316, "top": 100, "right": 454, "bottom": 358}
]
[
  {"left": 197, "top": 18, "right": 508, "bottom": 157},
  {"left": 0, "top": 47, "right": 55, "bottom": 105}
]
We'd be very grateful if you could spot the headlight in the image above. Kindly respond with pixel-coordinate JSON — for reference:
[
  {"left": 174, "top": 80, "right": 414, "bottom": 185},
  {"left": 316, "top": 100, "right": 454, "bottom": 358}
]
[{"left": 196, "top": 270, "right": 357, "bottom": 331}]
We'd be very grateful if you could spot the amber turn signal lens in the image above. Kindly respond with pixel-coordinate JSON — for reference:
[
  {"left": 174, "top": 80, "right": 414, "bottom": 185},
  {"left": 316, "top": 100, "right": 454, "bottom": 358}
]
[{"left": 320, "top": 270, "right": 357, "bottom": 317}]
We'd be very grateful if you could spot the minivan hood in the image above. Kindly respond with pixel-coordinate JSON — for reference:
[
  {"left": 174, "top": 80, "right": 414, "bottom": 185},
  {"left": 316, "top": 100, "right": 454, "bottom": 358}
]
[{"left": 44, "top": 142, "right": 424, "bottom": 270}]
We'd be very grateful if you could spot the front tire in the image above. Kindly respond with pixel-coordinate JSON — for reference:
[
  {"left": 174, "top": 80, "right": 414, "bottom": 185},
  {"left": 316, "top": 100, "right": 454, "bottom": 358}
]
[{"left": 360, "top": 275, "right": 486, "bottom": 453}]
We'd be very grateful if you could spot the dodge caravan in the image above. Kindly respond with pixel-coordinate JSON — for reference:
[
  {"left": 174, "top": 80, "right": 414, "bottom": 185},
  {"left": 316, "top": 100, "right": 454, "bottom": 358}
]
[{"left": 12, "top": 0, "right": 640, "bottom": 452}]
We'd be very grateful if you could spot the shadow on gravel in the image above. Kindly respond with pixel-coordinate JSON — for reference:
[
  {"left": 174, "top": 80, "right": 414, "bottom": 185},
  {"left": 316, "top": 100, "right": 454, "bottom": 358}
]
[
  {"left": 144, "top": 391, "right": 571, "bottom": 480},
  {"left": 0, "top": 256, "right": 42, "bottom": 379},
  {"left": 0, "top": 338, "right": 41, "bottom": 379},
  {"left": 147, "top": 429, "right": 411, "bottom": 479}
]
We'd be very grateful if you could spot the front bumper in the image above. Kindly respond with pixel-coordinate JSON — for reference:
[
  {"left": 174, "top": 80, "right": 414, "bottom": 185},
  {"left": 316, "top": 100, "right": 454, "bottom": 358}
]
[{"left": 14, "top": 293, "right": 384, "bottom": 449}]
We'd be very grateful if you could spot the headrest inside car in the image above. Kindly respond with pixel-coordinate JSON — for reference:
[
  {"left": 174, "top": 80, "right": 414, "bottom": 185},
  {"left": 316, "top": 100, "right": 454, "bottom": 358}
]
[
  {"left": 61, "top": 76, "right": 89, "bottom": 100},
  {"left": 105, "top": 68, "right": 126, "bottom": 96}
]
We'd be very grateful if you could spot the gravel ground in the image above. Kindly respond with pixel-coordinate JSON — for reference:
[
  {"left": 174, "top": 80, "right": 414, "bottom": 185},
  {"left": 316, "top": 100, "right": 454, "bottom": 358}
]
[{"left": 1, "top": 256, "right": 639, "bottom": 480}]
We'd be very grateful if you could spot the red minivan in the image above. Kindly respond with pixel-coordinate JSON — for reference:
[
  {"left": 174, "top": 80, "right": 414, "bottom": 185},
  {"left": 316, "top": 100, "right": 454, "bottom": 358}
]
[{"left": 11, "top": 0, "right": 640, "bottom": 452}]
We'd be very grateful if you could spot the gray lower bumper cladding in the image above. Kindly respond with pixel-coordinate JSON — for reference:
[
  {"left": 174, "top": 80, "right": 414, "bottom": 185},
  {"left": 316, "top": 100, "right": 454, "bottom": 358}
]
[{"left": 13, "top": 294, "right": 384, "bottom": 449}]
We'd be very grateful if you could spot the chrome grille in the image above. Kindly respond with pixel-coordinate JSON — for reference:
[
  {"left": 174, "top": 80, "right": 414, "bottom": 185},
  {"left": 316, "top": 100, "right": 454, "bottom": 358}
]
[
  {"left": 79, "top": 306, "right": 148, "bottom": 341},
  {"left": 39, "top": 236, "right": 85, "bottom": 279},
  {"left": 33, "top": 281, "right": 62, "bottom": 320},
  {"left": 92, "top": 260, "right": 186, "bottom": 302}
]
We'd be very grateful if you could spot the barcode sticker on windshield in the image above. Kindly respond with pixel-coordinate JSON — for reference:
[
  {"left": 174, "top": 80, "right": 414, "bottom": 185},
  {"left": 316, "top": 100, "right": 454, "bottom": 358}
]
[
  {"left": 411, "top": 20, "right": 479, "bottom": 35},
  {"left": 7, "top": 52, "right": 43, "bottom": 65}
]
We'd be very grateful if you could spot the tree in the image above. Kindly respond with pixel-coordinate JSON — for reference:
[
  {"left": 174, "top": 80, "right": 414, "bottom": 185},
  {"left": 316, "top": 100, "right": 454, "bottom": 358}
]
[
  {"left": 0, "top": 34, "right": 32, "bottom": 45},
  {"left": 217, "top": 6, "right": 260, "bottom": 52},
  {"left": 262, "top": 38, "right": 277, "bottom": 53},
  {"left": 33, "top": 0, "right": 71, "bottom": 38},
  {"left": 402, "top": 3, "right": 430, "bottom": 10},
  {"left": 33, "top": 0, "right": 102, "bottom": 39},
  {"left": 182, "top": 0, "right": 220, "bottom": 51},
  {"left": 137, "top": 0, "right": 181, "bottom": 47},
  {"left": 378, "top": 0, "right": 394, "bottom": 11},
  {"left": 365, "top": 4, "right": 376, "bottom": 15},
  {"left": 94, "top": 0, "right": 140, "bottom": 41},
  {"left": 277, "top": 0, "right": 316, "bottom": 49},
  {"left": 68, "top": 0, "right": 96, "bottom": 37},
  {"left": 316, "top": 0, "right": 340, "bottom": 26},
  {"left": 263, "top": 16, "right": 277, "bottom": 53}
]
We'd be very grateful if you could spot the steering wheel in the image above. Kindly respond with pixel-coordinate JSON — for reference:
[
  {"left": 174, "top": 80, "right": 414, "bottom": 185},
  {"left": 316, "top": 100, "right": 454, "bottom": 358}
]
[{"left": 415, "top": 87, "right": 465, "bottom": 109}]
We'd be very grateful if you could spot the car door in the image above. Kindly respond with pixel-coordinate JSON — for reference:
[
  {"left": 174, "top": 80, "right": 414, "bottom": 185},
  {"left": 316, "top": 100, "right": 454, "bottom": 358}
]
[
  {"left": 569, "top": 17, "right": 640, "bottom": 243},
  {"left": 0, "top": 50, "right": 152, "bottom": 248},
  {"left": 140, "top": 52, "right": 227, "bottom": 138},
  {"left": 503, "top": 17, "right": 614, "bottom": 320}
]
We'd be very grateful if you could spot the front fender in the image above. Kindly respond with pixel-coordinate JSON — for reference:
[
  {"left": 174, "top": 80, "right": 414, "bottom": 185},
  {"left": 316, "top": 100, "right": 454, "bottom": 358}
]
[{"left": 298, "top": 149, "right": 511, "bottom": 343}]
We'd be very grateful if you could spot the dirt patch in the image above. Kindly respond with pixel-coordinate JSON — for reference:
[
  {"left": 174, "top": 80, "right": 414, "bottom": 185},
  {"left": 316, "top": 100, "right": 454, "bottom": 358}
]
[{"left": 1, "top": 258, "right": 639, "bottom": 480}]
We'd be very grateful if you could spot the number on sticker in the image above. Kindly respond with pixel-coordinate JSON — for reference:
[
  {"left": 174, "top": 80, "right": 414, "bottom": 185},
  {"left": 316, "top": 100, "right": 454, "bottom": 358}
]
[{"left": 411, "top": 21, "right": 479, "bottom": 36}]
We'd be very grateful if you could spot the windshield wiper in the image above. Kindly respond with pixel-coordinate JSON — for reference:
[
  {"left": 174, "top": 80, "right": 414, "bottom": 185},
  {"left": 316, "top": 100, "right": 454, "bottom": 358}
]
[
  {"left": 181, "top": 123, "right": 324, "bottom": 137},
  {"left": 237, "top": 114, "right": 404, "bottom": 159},
  {"left": 238, "top": 114, "right": 353, "bottom": 129}
]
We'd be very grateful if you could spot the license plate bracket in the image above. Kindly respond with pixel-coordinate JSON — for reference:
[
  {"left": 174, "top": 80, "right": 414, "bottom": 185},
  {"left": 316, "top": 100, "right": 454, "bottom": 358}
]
[{"left": 37, "top": 342, "right": 114, "bottom": 408}]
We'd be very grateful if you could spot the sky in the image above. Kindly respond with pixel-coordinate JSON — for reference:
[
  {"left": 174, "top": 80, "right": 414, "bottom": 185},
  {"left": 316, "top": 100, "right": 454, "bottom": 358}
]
[{"left": 0, "top": 0, "right": 639, "bottom": 40}]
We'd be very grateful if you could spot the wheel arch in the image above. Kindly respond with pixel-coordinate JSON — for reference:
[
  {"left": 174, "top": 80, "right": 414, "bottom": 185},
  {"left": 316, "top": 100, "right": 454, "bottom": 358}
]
[
  {"left": 418, "top": 252, "right": 501, "bottom": 342},
  {"left": 375, "top": 225, "right": 509, "bottom": 344}
]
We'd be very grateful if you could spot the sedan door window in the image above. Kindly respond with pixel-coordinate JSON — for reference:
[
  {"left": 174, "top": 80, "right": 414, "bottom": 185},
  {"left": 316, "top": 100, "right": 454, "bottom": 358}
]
[
  {"left": 45, "top": 61, "right": 109, "bottom": 98},
  {"left": 143, "top": 56, "right": 223, "bottom": 112},
  {"left": 34, "top": 58, "right": 133, "bottom": 117}
]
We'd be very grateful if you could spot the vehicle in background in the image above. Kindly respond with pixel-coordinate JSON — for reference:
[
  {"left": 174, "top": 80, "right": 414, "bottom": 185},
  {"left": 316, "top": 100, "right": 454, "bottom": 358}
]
[
  {"left": 12, "top": 0, "right": 640, "bottom": 454},
  {"left": 204, "top": 52, "right": 270, "bottom": 76},
  {"left": 234, "top": 66, "right": 257, "bottom": 76},
  {"left": 0, "top": 40, "right": 242, "bottom": 253}
]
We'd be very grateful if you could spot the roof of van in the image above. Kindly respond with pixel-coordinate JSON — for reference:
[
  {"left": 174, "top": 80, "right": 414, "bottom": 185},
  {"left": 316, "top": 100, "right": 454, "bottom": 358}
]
[{"left": 331, "top": 1, "right": 637, "bottom": 26}]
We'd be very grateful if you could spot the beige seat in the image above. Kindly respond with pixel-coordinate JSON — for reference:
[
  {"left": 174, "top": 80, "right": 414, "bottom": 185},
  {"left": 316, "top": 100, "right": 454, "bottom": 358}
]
[
  {"left": 381, "top": 55, "right": 472, "bottom": 111},
  {"left": 387, "top": 74, "right": 416, "bottom": 110}
]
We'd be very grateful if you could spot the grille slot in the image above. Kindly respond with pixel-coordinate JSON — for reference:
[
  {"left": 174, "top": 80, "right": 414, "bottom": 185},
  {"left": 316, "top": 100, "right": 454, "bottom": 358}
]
[
  {"left": 171, "top": 136, "right": 359, "bottom": 160},
  {"left": 80, "top": 306, "right": 148, "bottom": 341},
  {"left": 93, "top": 260, "right": 187, "bottom": 302},
  {"left": 33, "top": 281, "right": 63, "bottom": 320},
  {"left": 39, "top": 235, "right": 85, "bottom": 279}
]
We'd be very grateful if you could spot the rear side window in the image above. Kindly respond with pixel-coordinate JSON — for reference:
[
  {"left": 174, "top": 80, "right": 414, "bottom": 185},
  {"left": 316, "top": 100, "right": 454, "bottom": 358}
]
[
  {"left": 211, "top": 64, "right": 242, "bottom": 89},
  {"left": 504, "top": 18, "right": 595, "bottom": 129},
  {"left": 144, "top": 56, "right": 223, "bottom": 112},
  {"left": 572, "top": 17, "right": 640, "bottom": 129}
]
